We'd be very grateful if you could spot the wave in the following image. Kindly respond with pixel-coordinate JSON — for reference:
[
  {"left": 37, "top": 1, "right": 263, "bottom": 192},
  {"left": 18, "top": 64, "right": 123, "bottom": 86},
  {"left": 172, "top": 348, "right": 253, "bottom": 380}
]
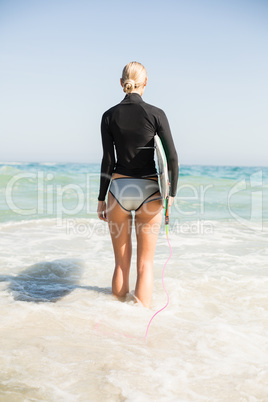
[{"left": 0, "top": 165, "right": 24, "bottom": 175}]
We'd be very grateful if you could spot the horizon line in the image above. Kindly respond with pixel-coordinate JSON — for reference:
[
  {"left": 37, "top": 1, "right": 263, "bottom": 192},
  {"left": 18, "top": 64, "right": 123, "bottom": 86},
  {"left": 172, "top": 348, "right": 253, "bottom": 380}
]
[{"left": 0, "top": 161, "right": 267, "bottom": 169}]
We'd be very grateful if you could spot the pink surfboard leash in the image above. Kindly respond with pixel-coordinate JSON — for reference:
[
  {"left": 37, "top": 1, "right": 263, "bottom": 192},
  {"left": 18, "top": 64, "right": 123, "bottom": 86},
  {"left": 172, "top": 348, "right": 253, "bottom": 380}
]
[{"left": 144, "top": 196, "right": 172, "bottom": 340}]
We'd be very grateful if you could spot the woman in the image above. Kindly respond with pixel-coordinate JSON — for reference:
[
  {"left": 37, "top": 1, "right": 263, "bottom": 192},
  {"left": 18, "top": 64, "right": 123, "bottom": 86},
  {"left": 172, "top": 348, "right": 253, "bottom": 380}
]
[{"left": 97, "top": 62, "right": 178, "bottom": 308}]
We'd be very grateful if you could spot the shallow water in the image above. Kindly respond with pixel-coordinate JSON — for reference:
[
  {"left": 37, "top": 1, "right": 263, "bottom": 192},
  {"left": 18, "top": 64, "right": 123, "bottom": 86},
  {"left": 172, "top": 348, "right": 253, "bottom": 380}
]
[{"left": 0, "top": 163, "right": 268, "bottom": 401}]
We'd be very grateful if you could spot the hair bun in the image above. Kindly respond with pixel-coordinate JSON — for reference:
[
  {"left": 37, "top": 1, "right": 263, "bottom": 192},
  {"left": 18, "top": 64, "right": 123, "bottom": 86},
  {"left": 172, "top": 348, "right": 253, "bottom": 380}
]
[
  {"left": 123, "top": 79, "right": 135, "bottom": 93},
  {"left": 121, "top": 62, "right": 147, "bottom": 94}
]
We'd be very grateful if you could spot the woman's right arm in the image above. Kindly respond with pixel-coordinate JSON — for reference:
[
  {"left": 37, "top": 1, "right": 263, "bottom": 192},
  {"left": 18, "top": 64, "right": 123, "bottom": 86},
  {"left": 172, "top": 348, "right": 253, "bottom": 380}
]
[{"left": 156, "top": 109, "right": 179, "bottom": 198}]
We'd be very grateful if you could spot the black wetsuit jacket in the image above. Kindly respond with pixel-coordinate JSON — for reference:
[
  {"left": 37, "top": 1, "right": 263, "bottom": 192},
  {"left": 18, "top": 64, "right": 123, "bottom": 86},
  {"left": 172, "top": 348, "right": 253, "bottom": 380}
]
[{"left": 98, "top": 93, "right": 179, "bottom": 201}]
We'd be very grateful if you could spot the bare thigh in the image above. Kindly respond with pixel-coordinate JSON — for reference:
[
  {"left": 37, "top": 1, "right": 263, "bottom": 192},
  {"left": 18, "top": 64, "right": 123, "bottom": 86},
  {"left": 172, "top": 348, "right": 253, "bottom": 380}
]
[
  {"left": 107, "top": 191, "right": 132, "bottom": 268},
  {"left": 135, "top": 192, "right": 163, "bottom": 264}
]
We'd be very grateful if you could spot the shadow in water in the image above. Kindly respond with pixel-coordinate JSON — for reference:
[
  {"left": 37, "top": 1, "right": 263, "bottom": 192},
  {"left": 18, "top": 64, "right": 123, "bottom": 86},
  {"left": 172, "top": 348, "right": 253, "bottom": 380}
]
[{"left": 0, "top": 258, "right": 112, "bottom": 303}]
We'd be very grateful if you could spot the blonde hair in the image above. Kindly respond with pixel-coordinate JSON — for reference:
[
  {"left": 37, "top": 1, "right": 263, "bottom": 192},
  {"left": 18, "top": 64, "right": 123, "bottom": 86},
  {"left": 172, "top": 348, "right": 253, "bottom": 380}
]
[{"left": 121, "top": 61, "right": 147, "bottom": 94}]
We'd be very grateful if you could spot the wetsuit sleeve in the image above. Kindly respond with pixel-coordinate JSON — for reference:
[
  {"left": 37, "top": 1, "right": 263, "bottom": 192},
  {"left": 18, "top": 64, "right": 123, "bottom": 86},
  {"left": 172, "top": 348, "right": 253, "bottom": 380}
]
[
  {"left": 156, "top": 110, "right": 179, "bottom": 197},
  {"left": 98, "top": 112, "right": 115, "bottom": 201}
]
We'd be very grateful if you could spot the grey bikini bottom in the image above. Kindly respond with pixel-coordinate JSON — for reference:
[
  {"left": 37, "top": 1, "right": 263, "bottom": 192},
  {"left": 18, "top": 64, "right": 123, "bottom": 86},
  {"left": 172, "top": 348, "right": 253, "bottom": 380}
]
[{"left": 109, "top": 177, "right": 162, "bottom": 212}]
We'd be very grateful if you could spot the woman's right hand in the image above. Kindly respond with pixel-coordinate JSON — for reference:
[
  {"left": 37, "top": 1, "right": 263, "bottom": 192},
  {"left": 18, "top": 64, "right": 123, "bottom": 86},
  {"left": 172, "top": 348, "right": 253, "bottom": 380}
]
[
  {"left": 168, "top": 196, "right": 175, "bottom": 207},
  {"left": 97, "top": 200, "right": 108, "bottom": 222},
  {"left": 162, "top": 196, "right": 174, "bottom": 208}
]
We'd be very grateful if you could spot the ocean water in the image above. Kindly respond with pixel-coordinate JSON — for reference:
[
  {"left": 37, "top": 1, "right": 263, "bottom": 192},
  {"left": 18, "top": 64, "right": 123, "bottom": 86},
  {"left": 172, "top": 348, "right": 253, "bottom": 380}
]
[{"left": 0, "top": 162, "right": 268, "bottom": 401}]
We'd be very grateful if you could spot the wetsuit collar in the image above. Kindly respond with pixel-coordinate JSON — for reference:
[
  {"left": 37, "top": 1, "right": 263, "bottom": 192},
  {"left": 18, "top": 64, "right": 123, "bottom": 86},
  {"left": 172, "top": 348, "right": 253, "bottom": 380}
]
[{"left": 121, "top": 93, "right": 144, "bottom": 104}]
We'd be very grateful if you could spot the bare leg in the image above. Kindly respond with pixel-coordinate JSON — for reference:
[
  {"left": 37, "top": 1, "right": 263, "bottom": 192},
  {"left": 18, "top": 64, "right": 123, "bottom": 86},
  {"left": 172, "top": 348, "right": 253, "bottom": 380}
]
[
  {"left": 134, "top": 194, "right": 162, "bottom": 307},
  {"left": 107, "top": 191, "right": 132, "bottom": 298}
]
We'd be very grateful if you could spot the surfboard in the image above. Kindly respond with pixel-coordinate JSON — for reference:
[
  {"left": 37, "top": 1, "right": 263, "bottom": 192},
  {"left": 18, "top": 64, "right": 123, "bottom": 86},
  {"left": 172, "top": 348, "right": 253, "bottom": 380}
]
[
  {"left": 137, "top": 136, "right": 170, "bottom": 227},
  {"left": 154, "top": 134, "right": 169, "bottom": 202}
]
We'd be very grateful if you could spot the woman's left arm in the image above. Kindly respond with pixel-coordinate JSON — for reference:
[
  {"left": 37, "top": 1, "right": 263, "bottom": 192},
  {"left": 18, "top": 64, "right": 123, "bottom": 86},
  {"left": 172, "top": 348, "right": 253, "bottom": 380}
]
[
  {"left": 97, "top": 200, "right": 107, "bottom": 222},
  {"left": 97, "top": 112, "right": 115, "bottom": 221}
]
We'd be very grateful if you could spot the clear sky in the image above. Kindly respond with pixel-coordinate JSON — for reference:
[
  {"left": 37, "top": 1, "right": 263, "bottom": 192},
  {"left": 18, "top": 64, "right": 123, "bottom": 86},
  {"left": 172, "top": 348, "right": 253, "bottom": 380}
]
[{"left": 0, "top": 0, "right": 267, "bottom": 166}]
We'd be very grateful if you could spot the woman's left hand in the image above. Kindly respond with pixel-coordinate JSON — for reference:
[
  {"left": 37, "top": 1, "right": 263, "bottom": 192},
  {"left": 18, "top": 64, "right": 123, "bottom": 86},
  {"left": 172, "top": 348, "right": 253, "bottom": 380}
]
[{"left": 97, "top": 201, "right": 108, "bottom": 222}]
